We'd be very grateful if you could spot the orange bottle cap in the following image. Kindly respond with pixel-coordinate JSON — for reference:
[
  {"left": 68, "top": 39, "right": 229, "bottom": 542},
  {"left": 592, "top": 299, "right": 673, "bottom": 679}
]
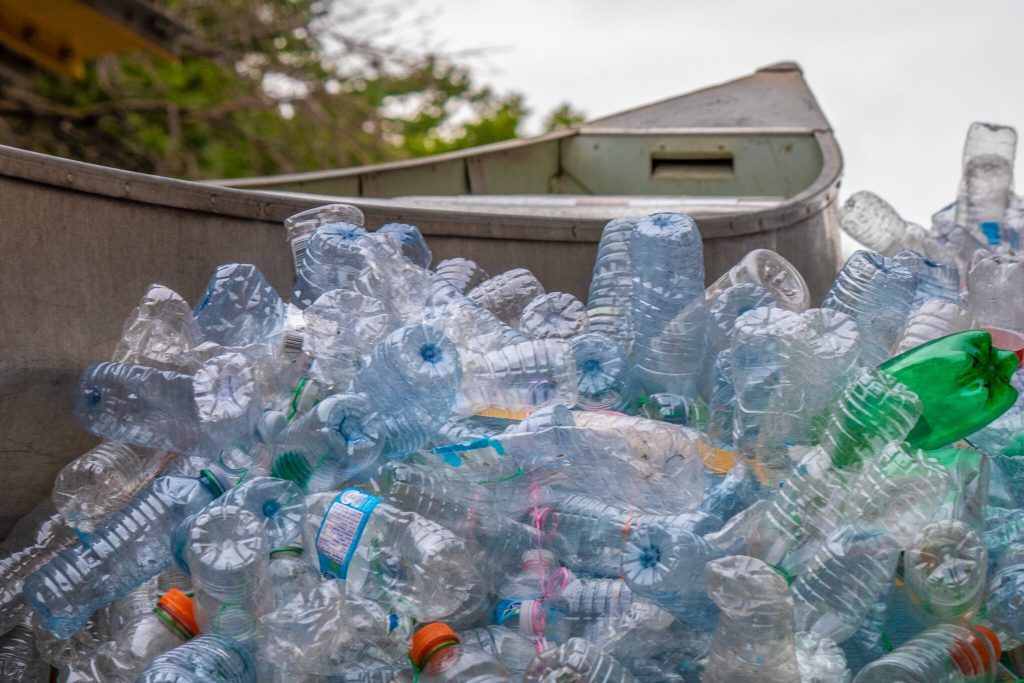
[
  {"left": 155, "top": 588, "right": 198, "bottom": 639},
  {"left": 410, "top": 622, "right": 459, "bottom": 669},
  {"left": 972, "top": 625, "right": 1001, "bottom": 667}
]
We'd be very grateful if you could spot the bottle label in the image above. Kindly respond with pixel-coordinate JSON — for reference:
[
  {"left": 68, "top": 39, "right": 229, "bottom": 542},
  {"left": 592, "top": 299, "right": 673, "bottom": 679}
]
[{"left": 315, "top": 488, "right": 380, "bottom": 579}]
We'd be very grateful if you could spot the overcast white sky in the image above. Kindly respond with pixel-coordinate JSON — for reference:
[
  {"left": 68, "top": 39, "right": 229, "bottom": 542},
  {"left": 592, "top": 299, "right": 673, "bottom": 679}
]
[{"left": 417, "top": 0, "right": 1024, "bottom": 228}]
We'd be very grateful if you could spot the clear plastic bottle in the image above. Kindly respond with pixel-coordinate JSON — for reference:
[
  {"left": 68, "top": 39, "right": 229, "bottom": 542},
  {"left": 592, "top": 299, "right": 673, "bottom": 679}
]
[
  {"left": 187, "top": 505, "right": 269, "bottom": 641},
  {"left": 837, "top": 191, "right": 927, "bottom": 257},
  {"left": 705, "top": 248, "right": 810, "bottom": 313},
  {"left": 569, "top": 332, "right": 642, "bottom": 412},
  {"left": 267, "top": 546, "right": 320, "bottom": 610},
  {"left": 0, "top": 500, "right": 78, "bottom": 635},
  {"left": 75, "top": 353, "right": 259, "bottom": 457},
  {"left": 458, "top": 626, "right": 537, "bottom": 676},
  {"left": 467, "top": 268, "right": 546, "bottom": 327},
  {"left": 302, "top": 489, "right": 485, "bottom": 625},
  {"left": 300, "top": 289, "right": 396, "bottom": 388},
  {"left": 524, "top": 636, "right": 636, "bottom": 682},
  {"left": 272, "top": 393, "right": 384, "bottom": 492},
  {"left": 136, "top": 633, "right": 256, "bottom": 683},
  {"left": 283, "top": 203, "right": 365, "bottom": 273},
  {"left": 892, "top": 250, "right": 961, "bottom": 307},
  {"left": 376, "top": 222, "right": 432, "bottom": 268},
  {"left": 852, "top": 623, "right": 1000, "bottom": 683},
  {"left": 0, "top": 616, "right": 48, "bottom": 682},
  {"left": 630, "top": 213, "right": 705, "bottom": 392},
  {"left": 52, "top": 442, "right": 171, "bottom": 535},
  {"left": 702, "top": 555, "right": 800, "bottom": 683},
  {"left": 353, "top": 239, "right": 433, "bottom": 325},
  {"left": 112, "top": 283, "right": 202, "bottom": 372},
  {"left": 706, "top": 283, "right": 777, "bottom": 353},
  {"left": 216, "top": 477, "right": 305, "bottom": 549},
  {"left": 792, "top": 524, "right": 900, "bottom": 643},
  {"left": 893, "top": 299, "right": 972, "bottom": 355},
  {"left": 817, "top": 367, "right": 922, "bottom": 470},
  {"left": 63, "top": 588, "right": 197, "bottom": 682},
  {"left": 705, "top": 349, "right": 736, "bottom": 448},
  {"left": 23, "top": 470, "right": 224, "bottom": 638},
  {"left": 795, "top": 631, "right": 852, "bottom": 683},
  {"left": 955, "top": 121, "right": 1017, "bottom": 233},
  {"left": 291, "top": 222, "right": 378, "bottom": 308},
  {"left": 351, "top": 323, "right": 461, "bottom": 458},
  {"left": 410, "top": 622, "right": 510, "bottom": 682},
  {"left": 193, "top": 263, "right": 284, "bottom": 351},
  {"left": 903, "top": 520, "right": 988, "bottom": 623},
  {"left": 435, "top": 257, "right": 489, "bottom": 294},
  {"left": 518, "top": 292, "right": 589, "bottom": 340},
  {"left": 587, "top": 217, "right": 637, "bottom": 341},
  {"left": 459, "top": 339, "right": 577, "bottom": 417},
  {"left": 985, "top": 542, "right": 1024, "bottom": 640},
  {"left": 967, "top": 251, "right": 1024, "bottom": 332},
  {"left": 822, "top": 250, "right": 917, "bottom": 366},
  {"left": 634, "top": 298, "right": 709, "bottom": 397}
]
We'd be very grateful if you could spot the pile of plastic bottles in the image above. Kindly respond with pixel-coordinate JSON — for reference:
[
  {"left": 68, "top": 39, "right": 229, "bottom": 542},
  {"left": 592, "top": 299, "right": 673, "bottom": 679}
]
[{"left": 2, "top": 122, "right": 1024, "bottom": 683}]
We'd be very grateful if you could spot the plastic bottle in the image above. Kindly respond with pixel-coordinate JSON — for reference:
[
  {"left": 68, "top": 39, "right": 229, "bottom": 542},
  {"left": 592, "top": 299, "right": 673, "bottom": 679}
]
[
  {"left": 376, "top": 222, "right": 432, "bottom": 268},
  {"left": 272, "top": 393, "right": 384, "bottom": 492},
  {"left": 893, "top": 300, "right": 972, "bottom": 355},
  {"left": 282, "top": 203, "right": 365, "bottom": 273},
  {"left": 267, "top": 546, "right": 320, "bottom": 610},
  {"left": 702, "top": 555, "right": 800, "bottom": 683},
  {"left": 879, "top": 330, "right": 1020, "bottom": 450},
  {"left": 458, "top": 625, "right": 537, "bottom": 676},
  {"left": 985, "top": 542, "right": 1024, "bottom": 640},
  {"left": 966, "top": 251, "right": 1024, "bottom": 332},
  {"left": 795, "top": 631, "right": 852, "bottom": 683},
  {"left": 435, "top": 257, "right": 489, "bottom": 294},
  {"left": 423, "top": 274, "right": 528, "bottom": 355},
  {"left": 587, "top": 217, "right": 637, "bottom": 341},
  {"left": 822, "top": 250, "right": 917, "bottom": 366},
  {"left": 111, "top": 283, "right": 202, "bottom": 372},
  {"left": 955, "top": 121, "right": 1017, "bottom": 233},
  {"left": 187, "top": 505, "right": 269, "bottom": 640},
  {"left": 459, "top": 339, "right": 577, "bottom": 417},
  {"left": 705, "top": 248, "right": 810, "bottom": 313},
  {"left": 633, "top": 298, "right": 709, "bottom": 397},
  {"left": 817, "top": 367, "right": 922, "bottom": 469},
  {"left": 217, "top": 476, "right": 305, "bottom": 548},
  {"left": 706, "top": 283, "right": 777, "bottom": 353},
  {"left": 300, "top": 289, "right": 396, "bottom": 387},
  {"left": 837, "top": 191, "right": 928, "bottom": 257},
  {"left": 0, "top": 500, "right": 79, "bottom": 636},
  {"left": 903, "top": 520, "right": 988, "bottom": 623},
  {"left": 291, "top": 221, "right": 378, "bottom": 308},
  {"left": 0, "top": 617, "right": 48, "bottom": 682},
  {"left": 792, "top": 524, "right": 900, "bottom": 643},
  {"left": 467, "top": 268, "right": 546, "bottom": 327},
  {"left": 518, "top": 292, "right": 589, "bottom": 340},
  {"left": 524, "top": 637, "right": 636, "bottom": 683},
  {"left": 193, "top": 263, "right": 285, "bottom": 351},
  {"left": 705, "top": 350, "right": 736, "bottom": 448},
  {"left": 638, "top": 392, "right": 708, "bottom": 429},
  {"left": 23, "top": 469, "right": 225, "bottom": 638},
  {"left": 852, "top": 623, "right": 1000, "bottom": 683},
  {"left": 302, "top": 489, "right": 485, "bottom": 625},
  {"left": 353, "top": 238, "right": 433, "bottom": 324},
  {"left": 569, "top": 332, "right": 642, "bottom": 412},
  {"left": 892, "top": 250, "right": 961, "bottom": 307},
  {"left": 75, "top": 353, "right": 259, "bottom": 457},
  {"left": 136, "top": 633, "right": 256, "bottom": 683},
  {"left": 63, "top": 588, "right": 197, "bottom": 683},
  {"left": 493, "top": 550, "right": 561, "bottom": 643},
  {"left": 410, "top": 622, "right": 510, "bottom": 682},
  {"left": 629, "top": 213, "right": 705, "bottom": 393},
  {"left": 51, "top": 442, "right": 171, "bottom": 535}
]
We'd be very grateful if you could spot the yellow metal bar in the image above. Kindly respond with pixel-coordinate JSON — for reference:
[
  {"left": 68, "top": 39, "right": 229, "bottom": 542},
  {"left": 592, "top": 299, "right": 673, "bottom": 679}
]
[{"left": 0, "top": 0, "right": 175, "bottom": 78}]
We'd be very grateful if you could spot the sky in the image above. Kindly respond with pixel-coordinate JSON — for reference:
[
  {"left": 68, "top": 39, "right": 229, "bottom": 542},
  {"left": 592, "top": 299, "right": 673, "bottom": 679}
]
[{"left": 415, "top": 0, "right": 1024, "bottom": 229}]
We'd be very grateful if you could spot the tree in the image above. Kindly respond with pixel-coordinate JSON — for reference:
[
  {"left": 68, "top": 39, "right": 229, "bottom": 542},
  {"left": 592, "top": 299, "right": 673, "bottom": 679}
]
[{"left": 0, "top": 0, "right": 561, "bottom": 179}]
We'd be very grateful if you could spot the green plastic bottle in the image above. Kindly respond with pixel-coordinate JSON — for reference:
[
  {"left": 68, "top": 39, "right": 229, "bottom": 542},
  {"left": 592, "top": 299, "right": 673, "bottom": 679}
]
[{"left": 878, "top": 331, "right": 1020, "bottom": 451}]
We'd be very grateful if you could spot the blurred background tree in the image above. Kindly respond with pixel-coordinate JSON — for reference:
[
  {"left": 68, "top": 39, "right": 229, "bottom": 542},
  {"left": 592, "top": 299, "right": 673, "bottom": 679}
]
[{"left": 0, "top": 0, "right": 584, "bottom": 179}]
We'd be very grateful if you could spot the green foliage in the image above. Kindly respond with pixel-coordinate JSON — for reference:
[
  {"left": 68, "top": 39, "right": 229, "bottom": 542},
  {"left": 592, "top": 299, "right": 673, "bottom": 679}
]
[
  {"left": 543, "top": 103, "right": 587, "bottom": 132},
  {"left": 0, "top": 0, "right": 570, "bottom": 179}
]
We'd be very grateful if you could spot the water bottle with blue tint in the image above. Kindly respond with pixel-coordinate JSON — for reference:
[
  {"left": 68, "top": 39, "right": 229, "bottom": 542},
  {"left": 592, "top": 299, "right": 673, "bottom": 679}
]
[
  {"left": 570, "top": 332, "right": 641, "bottom": 412},
  {"left": 587, "top": 217, "right": 637, "bottom": 341},
  {"left": 193, "top": 263, "right": 284, "bottom": 351}
]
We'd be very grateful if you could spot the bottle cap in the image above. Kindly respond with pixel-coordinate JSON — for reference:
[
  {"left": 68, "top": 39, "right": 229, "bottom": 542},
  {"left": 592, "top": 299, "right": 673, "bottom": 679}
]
[
  {"left": 971, "top": 625, "right": 1001, "bottom": 668},
  {"left": 518, "top": 600, "right": 547, "bottom": 637},
  {"left": 154, "top": 588, "right": 198, "bottom": 640},
  {"left": 410, "top": 622, "right": 459, "bottom": 669}
]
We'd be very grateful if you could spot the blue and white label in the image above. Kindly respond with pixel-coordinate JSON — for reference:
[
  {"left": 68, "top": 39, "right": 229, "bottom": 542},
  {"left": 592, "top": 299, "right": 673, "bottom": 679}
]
[
  {"left": 494, "top": 598, "right": 522, "bottom": 625},
  {"left": 315, "top": 488, "right": 381, "bottom": 579}
]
